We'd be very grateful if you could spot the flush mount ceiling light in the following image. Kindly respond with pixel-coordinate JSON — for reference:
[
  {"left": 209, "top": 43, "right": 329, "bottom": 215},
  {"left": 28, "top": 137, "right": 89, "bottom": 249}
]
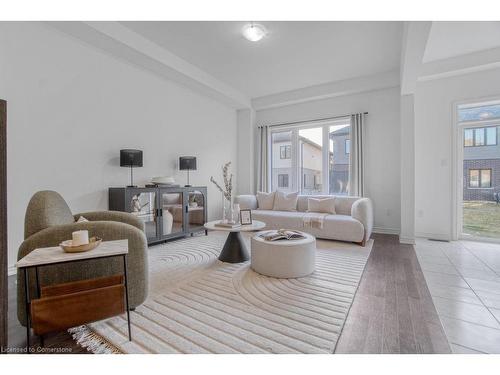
[{"left": 242, "top": 23, "right": 267, "bottom": 42}]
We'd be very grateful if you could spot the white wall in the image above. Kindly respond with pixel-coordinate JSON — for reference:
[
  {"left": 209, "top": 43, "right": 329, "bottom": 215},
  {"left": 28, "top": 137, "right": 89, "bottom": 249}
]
[
  {"left": 236, "top": 108, "right": 255, "bottom": 194},
  {"left": 0, "top": 22, "right": 237, "bottom": 270},
  {"left": 400, "top": 94, "right": 416, "bottom": 244},
  {"left": 255, "top": 87, "right": 402, "bottom": 233},
  {"left": 414, "top": 68, "right": 500, "bottom": 240}
]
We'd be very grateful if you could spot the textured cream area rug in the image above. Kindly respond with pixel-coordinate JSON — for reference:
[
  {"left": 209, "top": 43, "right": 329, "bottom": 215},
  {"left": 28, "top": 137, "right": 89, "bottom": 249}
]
[{"left": 70, "top": 232, "right": 373, "bottom": 354}]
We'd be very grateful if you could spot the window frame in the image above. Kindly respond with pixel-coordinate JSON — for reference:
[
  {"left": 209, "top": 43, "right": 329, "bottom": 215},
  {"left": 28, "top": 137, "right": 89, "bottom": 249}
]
[
  {"left": 468, "top": 168, "right": 492, "bottom": 189},
  {"left": 279, "top": 145, "right": 291, "bottom": 159},
  {"left": 268, "top": 117, "right": 351, "bottom": 195},
  {"left": 464, "top": 126, "right": 498, "bottom": 147},
  {"left": 277, "top": 173, "right": 289, "bottom": 188},
  {"left": 454, "top": 98, "right": 500, "bottom": 242}
]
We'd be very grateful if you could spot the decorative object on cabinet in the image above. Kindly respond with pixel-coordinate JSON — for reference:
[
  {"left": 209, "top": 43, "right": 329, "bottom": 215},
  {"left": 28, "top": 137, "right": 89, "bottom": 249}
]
[
  {"left": 120, "top": 149, "right": 143, "bottom": 187},
  {"left": 179, "top": 156, "right": 197, "bottom": 187},
  {"left": 151, "top": 176, "right": 176, "bottom": 186},
  {"left": 109, "top": 186, "right": 207, "bottom": 245}
]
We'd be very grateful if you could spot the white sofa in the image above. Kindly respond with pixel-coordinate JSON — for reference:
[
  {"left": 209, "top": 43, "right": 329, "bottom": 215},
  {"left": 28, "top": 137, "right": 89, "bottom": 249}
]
[{"left": 235, "top": 194, "right": 373, "bottom": 246}]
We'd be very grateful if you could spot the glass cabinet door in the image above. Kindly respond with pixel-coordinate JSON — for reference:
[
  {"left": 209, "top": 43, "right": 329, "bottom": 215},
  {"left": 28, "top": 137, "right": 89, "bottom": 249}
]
[
  {"left": 160, "top": 191, "right": 184, "bottom": 237},
  {"left": 187, "top": 190, "right": 206, "bottom": 232},
  {"left": 129, "top": 191, "right": 158, "bottom": 240}
]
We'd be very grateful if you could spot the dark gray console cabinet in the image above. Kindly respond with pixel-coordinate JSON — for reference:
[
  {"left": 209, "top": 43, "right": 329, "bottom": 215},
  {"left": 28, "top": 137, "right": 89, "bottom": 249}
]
[{"left": 109, "top": 186, "right": 207, "bottom": 245}]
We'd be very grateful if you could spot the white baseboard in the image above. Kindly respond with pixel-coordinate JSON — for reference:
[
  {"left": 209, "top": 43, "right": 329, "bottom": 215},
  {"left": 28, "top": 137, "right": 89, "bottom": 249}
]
[
  {"left": 399, "top": 236, "right": 416, "bottom": 245},
  {"left": 372, "top": 226, "right": 400, "bottom": 235},
  {"left": 8, "top": 265, "right": 17, "bottom": 276},
  {"left": 415, "top": 232, "right": 451, "bottom": 242}
]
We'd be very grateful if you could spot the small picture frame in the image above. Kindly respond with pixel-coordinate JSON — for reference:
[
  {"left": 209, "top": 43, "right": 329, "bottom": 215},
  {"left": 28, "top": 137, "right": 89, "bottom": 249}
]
[{"left": 240, "top": 209, "right": 253, "bottom": 225}]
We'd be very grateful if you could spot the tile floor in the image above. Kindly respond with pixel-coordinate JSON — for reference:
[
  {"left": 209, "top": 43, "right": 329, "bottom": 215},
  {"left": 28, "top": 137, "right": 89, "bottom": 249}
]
[{"left": 415, "top": 239, "right": 500, "bottom": 354}]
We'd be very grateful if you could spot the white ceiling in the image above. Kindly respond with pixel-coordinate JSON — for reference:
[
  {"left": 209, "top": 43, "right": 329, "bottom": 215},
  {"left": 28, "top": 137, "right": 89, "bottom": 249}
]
[
  {"left": 423, "top": 21, "right": 500, "bottom": 63},
  {"left": 121, "top": 21, "right": 404, "bottom": 98}
]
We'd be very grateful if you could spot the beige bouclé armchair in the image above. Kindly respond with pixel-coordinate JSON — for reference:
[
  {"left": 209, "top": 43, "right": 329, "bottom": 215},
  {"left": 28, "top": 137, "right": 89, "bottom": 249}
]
[{"left": 17, "top": 190, "right": 149, "bottom": 326}]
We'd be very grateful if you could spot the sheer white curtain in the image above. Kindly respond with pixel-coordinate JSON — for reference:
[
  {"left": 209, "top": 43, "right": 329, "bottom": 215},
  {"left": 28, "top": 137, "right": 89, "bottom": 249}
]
[
  {"left": 257, "top": 125, "right": 269, "bottom": 192},
  {"left": 349, "top": 113, "right": 365, "bottom": 197}
]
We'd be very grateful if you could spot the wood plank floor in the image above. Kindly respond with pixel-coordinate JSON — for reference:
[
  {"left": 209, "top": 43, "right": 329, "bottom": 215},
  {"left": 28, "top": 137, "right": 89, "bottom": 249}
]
[
  {"left": 336, "top": 234, "right": 451, "bottom": 353},
  {"left": 6, "top": 233, "right": 451, "bottom": 354}
]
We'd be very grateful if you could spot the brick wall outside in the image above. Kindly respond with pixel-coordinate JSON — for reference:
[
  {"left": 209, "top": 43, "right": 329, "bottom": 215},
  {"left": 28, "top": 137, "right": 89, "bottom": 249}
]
[{"left": 463, "top": 159, "right": 500, "bottom": 201}]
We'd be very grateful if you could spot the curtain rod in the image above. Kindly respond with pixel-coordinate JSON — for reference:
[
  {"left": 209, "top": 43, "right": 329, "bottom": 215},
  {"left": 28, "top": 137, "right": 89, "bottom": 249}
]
[{"left": 259, "top": 112, "right": 368, "bottom": 129}]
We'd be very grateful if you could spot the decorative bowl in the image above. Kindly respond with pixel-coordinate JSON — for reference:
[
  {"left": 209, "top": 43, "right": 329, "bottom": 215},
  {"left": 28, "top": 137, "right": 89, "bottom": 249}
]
[
  {"left": 151, "top": 176, "right": 175, "bottom": 185},
  {"left": 60, "top": 237, "right": 102, "bottom": 253}
]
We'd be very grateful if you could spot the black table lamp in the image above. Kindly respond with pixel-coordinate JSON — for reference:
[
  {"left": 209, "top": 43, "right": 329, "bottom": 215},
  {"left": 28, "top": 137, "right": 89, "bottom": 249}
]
[
  {"left": 179, "top": 156, "right": 197, "bottom": 187},
  {"left": 120, "top": 149, "right": 143, "bottom": 187}
]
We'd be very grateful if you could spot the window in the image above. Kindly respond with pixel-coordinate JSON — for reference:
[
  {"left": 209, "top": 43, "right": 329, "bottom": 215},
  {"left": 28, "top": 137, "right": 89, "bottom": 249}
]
[
  {"left": 278, "top": 174, "right": 289, "bottom": 188},
  {"left": 464, "top": 129, "right": 473, "bottom": 146},
  {"left": 280, "top": 145, "right": 291, "bottom": 159},
  {"left": 269, "top": 119, "right": 351, "bottom": 195},
  {"left": 475, "top": 128, "right": 485, "bottom": 146},
  {"left": 487, "top": 127, "right": 497, "bottom": 145},
  {"left": 299, "top": 127, "right": 323, "bottom": 194},
  {"left": 329, "top": 124, "right": 351, "bottom": 195},
  {"left": 469, "top": 169, "right": 479, "bottom": 187},
  {"left": 464, "top": 126, "right": 498, "bottom": 147},
  {"left": 469, "top": 169, "right": 492, "bottom": 188},
  {"left": 458, "top": 103, "right": 500, "bottom": 122}
]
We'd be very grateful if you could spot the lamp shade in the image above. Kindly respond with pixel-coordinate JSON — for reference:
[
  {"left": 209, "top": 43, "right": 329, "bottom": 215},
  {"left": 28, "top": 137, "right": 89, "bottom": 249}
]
[
  {"left": 179, "top": 156, "right": 197, "bottom": 170},
  {"left": 120, "top": 149, "right": 143, "bottom": 167}
]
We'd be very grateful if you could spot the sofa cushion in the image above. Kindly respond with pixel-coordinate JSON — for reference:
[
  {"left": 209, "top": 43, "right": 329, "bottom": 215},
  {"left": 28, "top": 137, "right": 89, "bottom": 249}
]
[
  {"left": 252, "top": 210, "right": 305, "bottom": 229},
  {"left": 256, "top": 191, "right": 275, "bottom": 210},
  {"left": 296, "top": 195, "right": 361, "bottom": 215},
  {"left": 307, "top": 197, "right": 336, "bottom": 214},
  {"left": 252, "top": 210, "right": 364, "bottom": 242},
  {"left": 273, "top": 191, "right": 298, "bottom": 211}
]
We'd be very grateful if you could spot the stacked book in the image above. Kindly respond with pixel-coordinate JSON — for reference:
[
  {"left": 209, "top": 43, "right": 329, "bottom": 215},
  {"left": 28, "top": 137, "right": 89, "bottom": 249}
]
[{"left": 214, "top": 221, "right": 241, "bottom": 229}]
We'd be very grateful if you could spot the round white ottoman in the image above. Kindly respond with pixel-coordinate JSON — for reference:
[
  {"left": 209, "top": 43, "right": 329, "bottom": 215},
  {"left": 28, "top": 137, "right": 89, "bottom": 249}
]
[{"left": 251, "top": 231, "right": 316, "bottom": 278}]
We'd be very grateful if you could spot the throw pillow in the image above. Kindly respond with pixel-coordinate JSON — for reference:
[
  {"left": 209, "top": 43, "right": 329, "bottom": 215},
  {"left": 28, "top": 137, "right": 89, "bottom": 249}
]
[
  {"left": 256, "top": 191, "right": 276, "bottom": 210},
  {"left": 273, "top": 191, "right": 299, "bottom": 211},
  {"left": 307, "top": 197, "right": 336, "bottom": 214}
]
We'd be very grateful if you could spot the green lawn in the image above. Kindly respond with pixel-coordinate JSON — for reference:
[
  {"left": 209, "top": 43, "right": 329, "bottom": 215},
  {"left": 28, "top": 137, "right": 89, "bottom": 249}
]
[{"left": 463, "top": 200, "right": 500, "bottom": 239}]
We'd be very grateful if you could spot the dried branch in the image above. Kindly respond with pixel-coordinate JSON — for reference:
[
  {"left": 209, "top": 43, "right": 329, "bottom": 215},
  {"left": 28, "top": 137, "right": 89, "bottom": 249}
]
[{"left": 210, "top": 161, "right": 232, "bottom": 201}]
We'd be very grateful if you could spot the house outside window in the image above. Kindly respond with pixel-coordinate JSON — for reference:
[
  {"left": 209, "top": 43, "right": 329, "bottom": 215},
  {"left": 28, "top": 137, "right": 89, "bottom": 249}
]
[
  {"left": 269, "top": 119, "right": 351, "bottom": 195},
  {"left": 278, "top": 174, "right": 289, "bottom": 188},
  {"left": 280, "top": 145, "right": 291, "bottom": 159},
  {"left": 464, "top": 126, "right": 498, "bottom": 147},
  {"left": 468, "top": 169, "right": 492, "bottom": 188}
]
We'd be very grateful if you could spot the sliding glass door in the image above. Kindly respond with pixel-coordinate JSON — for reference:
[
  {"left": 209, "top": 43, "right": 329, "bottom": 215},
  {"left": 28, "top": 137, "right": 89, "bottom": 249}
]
[
  {"left": 270, "top": 118, "right": 351, "bottom": 195},
  {"left": 456, "top": 100, "right": 500, "bottom": 240}
]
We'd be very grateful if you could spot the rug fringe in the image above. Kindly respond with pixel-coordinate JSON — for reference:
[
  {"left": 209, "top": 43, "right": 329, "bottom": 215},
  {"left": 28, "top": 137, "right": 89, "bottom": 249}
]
[{"left": 68, "top": 325, "right": 122, "bottom": 354}]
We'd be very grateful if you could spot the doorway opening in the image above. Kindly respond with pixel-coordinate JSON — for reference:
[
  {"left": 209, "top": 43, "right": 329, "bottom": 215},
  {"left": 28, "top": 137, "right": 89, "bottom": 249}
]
[{"left": 456, "top": 99, "right": 500, "bottom": 241}]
